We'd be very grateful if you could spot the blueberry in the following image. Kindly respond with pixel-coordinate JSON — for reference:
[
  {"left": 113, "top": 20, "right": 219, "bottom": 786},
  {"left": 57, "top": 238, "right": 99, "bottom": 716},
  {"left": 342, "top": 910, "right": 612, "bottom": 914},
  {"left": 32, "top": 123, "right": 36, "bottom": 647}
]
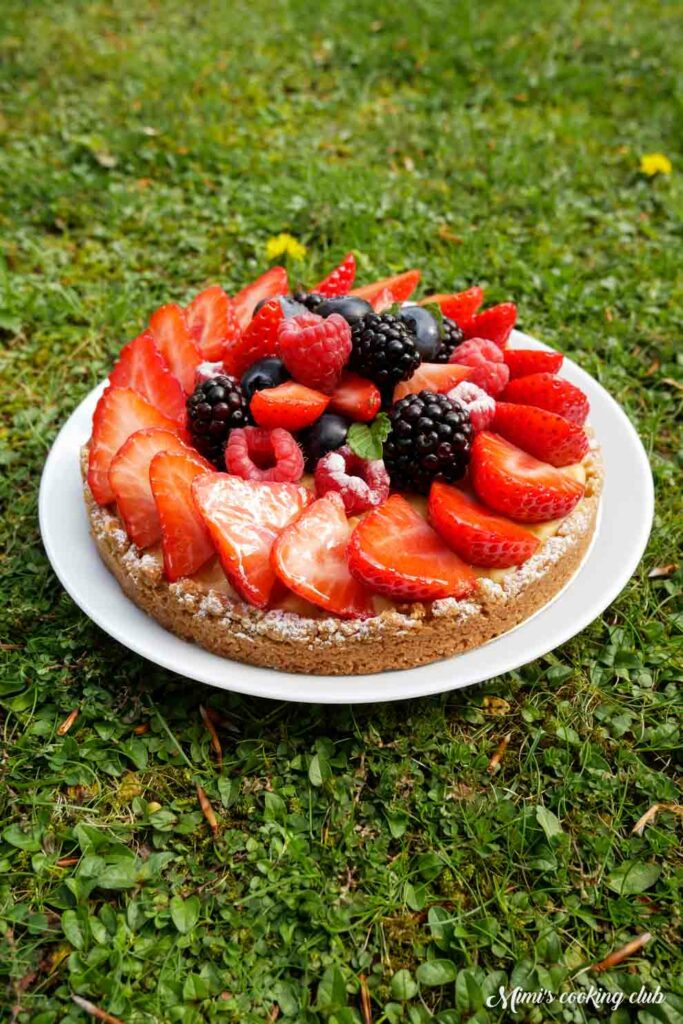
[
  {"left": 315, "top": 295, "right": 374, "bottom": 324},
  {"left": 397, "top": 304, "right": 441, "bottom": 360},
  {"left": 300, "top": 413, "right": 349, "bottom": 468},
  {"left": 240, "top": 358, "right": 289, "bottom": 400},
  {"left": 253, "top": 295, "right": 308, "bottom": 318}
]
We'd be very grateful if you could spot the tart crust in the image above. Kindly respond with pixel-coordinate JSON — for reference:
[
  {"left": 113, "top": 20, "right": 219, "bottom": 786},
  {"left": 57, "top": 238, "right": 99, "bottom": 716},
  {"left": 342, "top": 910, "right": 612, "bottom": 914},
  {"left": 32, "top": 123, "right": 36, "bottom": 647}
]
[{"left": 81, "top": 444, "right": 603, "bottom": 676}]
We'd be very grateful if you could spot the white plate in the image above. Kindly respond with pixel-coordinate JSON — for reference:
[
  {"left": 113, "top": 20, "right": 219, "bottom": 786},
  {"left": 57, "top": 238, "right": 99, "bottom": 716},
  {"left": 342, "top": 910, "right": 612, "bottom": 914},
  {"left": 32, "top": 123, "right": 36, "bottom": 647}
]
[{"left": 39, "top": 331, "right": 654, "bottom": 704}]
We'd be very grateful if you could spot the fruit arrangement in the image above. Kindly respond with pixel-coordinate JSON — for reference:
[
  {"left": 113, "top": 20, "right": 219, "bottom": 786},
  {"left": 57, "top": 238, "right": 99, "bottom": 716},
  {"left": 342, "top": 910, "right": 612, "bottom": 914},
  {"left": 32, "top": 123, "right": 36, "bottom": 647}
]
[{"left": 86, "top": 253, "right": 596, "bottom": 627}]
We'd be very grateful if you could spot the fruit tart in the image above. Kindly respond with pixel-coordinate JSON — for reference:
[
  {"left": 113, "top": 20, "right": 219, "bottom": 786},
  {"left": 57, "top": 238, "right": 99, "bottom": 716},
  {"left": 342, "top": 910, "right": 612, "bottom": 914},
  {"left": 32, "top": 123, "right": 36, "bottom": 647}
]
[{"left": 82, "top": 254, "right": 603, "bottom": 675}]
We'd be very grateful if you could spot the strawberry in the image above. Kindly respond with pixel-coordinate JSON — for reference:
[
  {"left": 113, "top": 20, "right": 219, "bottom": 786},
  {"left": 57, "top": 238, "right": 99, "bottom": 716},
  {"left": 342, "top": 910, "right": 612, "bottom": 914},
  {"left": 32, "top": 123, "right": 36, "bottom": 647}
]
[
  {"left": 250, "top": 381, "right": 330, "bottom": 431},
  {"left": 393, "top": 362, "right": 471, "bottom": 402},
  {"left": 329, "top": 373, "right": 381, "bottom": 422},
  {"left": 87, "top": 386, "right": 181, "bottom": 506},
  {"left": 272, "top": 493, "right": 374, "bottom": 618},
  {"left": 504, "top": 347, "right": 563, "bottom": 380},
  {"left": 470, "top": 432, "right": 585, "bottom": 523},
  {"left": 148, "top": 303, "right": 202, "bottom": 394},
  {"left": 192, "top": 473, "right": 312, "bottom": 606},
  {"left": 109, "top": 331, "right": 186, "bottom": 425},
  {"left": 109, "top": 428, "right": 191, "bottom": 549},
  {"left": 501, "top": 373, "right": 589, "bottom": 426},
  {"left": 428, "top": 481, "right": 539, "bottom": 568},
  {"left": 222, "top": 299, "right": 284, "bottom": 377},
  {"left": 186, "top": 285, "right": 240, "bottom": 361},
  {"left": 350, "top": 269, "right": 421, "bottom": 307},
  {"left": 348, "top": 494, "right": 477, "bottom": 602},
  {"left": 420, "top": 286, "right": 484, "bottom": 323},
  {"left": 149, "top": 450, "right": 215, "bottom": 582},
  {"left": 492, "top": 402, "right": 589, "bottom": 467},
  {"left": 314, "top": 252, "right": 356, "bottom": 296},
  {"left": 232, "top": 267, "right": 289, "bottom": 329},
  {"left": 461, "top": 303, "right": 517, "bottom": 349},
  {"left": 278, "top": 312, "right": 351, "bottom": 394}
]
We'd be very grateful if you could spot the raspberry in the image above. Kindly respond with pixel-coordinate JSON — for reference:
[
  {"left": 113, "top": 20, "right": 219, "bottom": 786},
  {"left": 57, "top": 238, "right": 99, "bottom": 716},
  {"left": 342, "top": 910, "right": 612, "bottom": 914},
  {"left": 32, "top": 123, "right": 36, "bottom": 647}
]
[
  {"left": 449, "top": 337, "right": 510, "bottom": 396},
  {"left": 447, "top": 381, "right": 496, "bottom": 432},
  {"left": 278, "top": 312, "right": 352, "bottom": 394},
  {"left": 225, "top": 426, "right": 304, "bottom": 483},
  {"left": 314, "top": 445, "right": 390, "bottom": 516}
]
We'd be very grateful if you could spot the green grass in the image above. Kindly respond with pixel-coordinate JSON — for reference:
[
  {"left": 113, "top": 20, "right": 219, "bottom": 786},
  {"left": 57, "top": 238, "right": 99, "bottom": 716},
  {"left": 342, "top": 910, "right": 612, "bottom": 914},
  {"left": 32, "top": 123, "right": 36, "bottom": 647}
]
[{"left": 1, "top": 1, "right": 682, "bottom": 1021}]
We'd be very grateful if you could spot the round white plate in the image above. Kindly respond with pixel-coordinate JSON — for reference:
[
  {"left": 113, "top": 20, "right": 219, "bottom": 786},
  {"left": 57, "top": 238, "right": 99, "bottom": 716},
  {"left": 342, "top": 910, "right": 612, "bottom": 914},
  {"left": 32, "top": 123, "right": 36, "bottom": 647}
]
[{"left": 39, "top": 331, "right": 653, "bottom": 704}]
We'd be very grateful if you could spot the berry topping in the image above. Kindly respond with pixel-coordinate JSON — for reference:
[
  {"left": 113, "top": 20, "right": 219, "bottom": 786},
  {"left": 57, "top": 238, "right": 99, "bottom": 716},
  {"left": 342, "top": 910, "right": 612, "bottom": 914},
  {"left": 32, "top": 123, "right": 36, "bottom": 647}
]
[
  {"left": 109, "top": 331, "right": 186, "bottom": 425},
  {"left": 192, "top": 474, "right": 312, "bottom": 607},
  {"left": 349, "top": 312, "right": 421, "bottom": 390},
  {"left": 492, "top": 402, "right": 589, "bottom": 467},
  {"left": 504, "top": 347, "right": 563, "bottom": 380},
  {"left": 313, "top": 252, "right": 357, "bottom": 297},
  {"left": 348, "top": 494, "right": 477, "bottom": 602},
  {"left": 446, "top": 381, "right": 496, "bottom": 432},
  {"left": 240, "top": 357, "right": 289, "bottom": 401},
  {"left": 186, "top": 374, "right": 250, "bottom": 468},
  {"left": 350, "top": 269, "right": 421, "bottom": 307},
  {"left": 225, "top": 426, "right": 304, "bottom": 483},
  {"left": 148, "top": 304, "right": 202, "bottom": 394},
  {"left": 278, "top": 312, "right": 352, "bottom": 394},
  {"left": 419, "top": 286, "right": 484, "bottom": 323},
  {"left": 434, "top": 316, "right": 465, "bottom": 363},
  {"left": 149, "top": 450, "right": 215, "bottom": 582},
  {"left": 222, "top": 298, "right": 284, "bottom": 378},
  {"left": 194, "top": 361, "right": 225, "bottom": 386},
  {"left": 185, "top": 285, "right": 239, "bottom": 362},
  {"left": 314, "top": 445, "right": 390, "bottom": 516},
  {"left": 250, "top": 381, "right": 330, "bottom": 431},
  {"left": 428, "top": 481, "right": 540, "bottom": 569},
  {"left": 397, "top": 305, "right": 441, "bottom": 360},
  {"left": 501, "top": 373, "right": 589, "bottom": 426},
  {"left": 461, "top": 302, "right": 517, "bottom": 349},
  {"left": 393, "top": 361, "right": 470, "bottom": 403},
  {"left": 329, "top": 373, "right": 382, "bottom": 423},
  {"left": 313, "top": 294, "right": 374, "bottom": 324},
  {"left": 232, "top": 266, "right": 289, "bottom": 329},
  {"left": 272, "top": 493, "right": 374, "bottom": 618},
  {"left": 87, "top": 386, "right": 182, "bottom": 506},
  {"left": 448, "top": 337, "right": 510, "bottom": 396},
  {"left": 299, "top": 412, "right": 349, "bottom": 467},
  {"left": 383, "top": 390, "right": 473, "bottom": 494},
  {"left": 470, "top": 432, "right": 585, "bottom": 523}
]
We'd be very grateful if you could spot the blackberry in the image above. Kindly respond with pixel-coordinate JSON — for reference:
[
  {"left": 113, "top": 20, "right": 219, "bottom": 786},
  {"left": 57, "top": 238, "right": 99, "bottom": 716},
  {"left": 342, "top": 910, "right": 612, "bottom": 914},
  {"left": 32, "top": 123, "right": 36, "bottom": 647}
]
[
  {"left": 349, "top": 312, "right": 421, "bottom": 389},
  {"left": 434, "top": 316, "right": 465, "bottom": 363},
  {"left": 383, "top": 390, "right": 473, "bottom": 494},
  {"left": 186, "top": 374, "right": 250, "bottom": 468},
  {"left": 292, "top": 290, "right": 324, "bottom": 312}
]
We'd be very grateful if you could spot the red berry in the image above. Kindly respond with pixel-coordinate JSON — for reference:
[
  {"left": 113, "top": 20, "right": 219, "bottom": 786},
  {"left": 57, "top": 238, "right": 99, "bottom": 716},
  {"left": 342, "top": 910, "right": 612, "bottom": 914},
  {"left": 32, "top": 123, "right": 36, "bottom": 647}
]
[
  {"left": 186, "top": 285, "right": 240, "bottom": 362},
  {"left": 225, "top": 426, "right": 304, "bottom": 483},
  {"left": 448, "top": 338, "right": 509, "bottom": 396},
  {"left": 222, "top": 299, "right": 284, "bottom": 377},
  {"left": 492, "top": 402, "right": 589, "bottom": 467},
  {"left": 109, "top": 331, "right": 186, "bottom": 425},
  {"left": 250, "top": 381, "right": 330, "bottom": 431},
  {"left": 314, "top": 252, "right": 357, "bottom": 296},
  {"left": 428, "top": 480, "right": 539, "bottom": 569},
  {"left": 461, "top": 303, "right": 517, "bottom": 349},
  {"left": 148, "top": 304, "right": 202, "bottom": 394},
  {"left": 232, "top": 266, "right": 289, "bottom": 330},
  {"left": 149, "top": 450, "right": 215, "bottom": 582},
  {"left": 419, "top": 286, "right": 484, "bottom": 323},
  {"left": 393, "top": 362, "right": 471, "bottom": 402},
  {"left": 272, "top": 493, "right": 374, "bottom": 618},
  {"left": 329, "top": 373, "right": 381, "bottom": 422},
  {"left": 504, "top": 347, "right": 563, "bottom": 380},
  {"left": 278, "top": 312, "right": 351, "bottom": 394},
  {"left": 350, "top": 269, "right": 421, "bottom": 307},
  {"left": 314, "top": 445, "right": 390, "bottom": 516},
  {"left": 447, "top": 381, "right": 495, "bottom": 432},
  {"left": 501, "top": 373, "right": 589, "bottom": 426}
]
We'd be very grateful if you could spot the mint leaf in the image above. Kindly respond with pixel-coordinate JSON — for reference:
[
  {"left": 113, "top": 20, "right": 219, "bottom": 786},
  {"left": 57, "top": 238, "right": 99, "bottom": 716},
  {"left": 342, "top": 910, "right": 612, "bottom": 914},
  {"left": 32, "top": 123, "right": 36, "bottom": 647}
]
[{"left": 347, "top": 412, "right": 391, "bottom": 461}]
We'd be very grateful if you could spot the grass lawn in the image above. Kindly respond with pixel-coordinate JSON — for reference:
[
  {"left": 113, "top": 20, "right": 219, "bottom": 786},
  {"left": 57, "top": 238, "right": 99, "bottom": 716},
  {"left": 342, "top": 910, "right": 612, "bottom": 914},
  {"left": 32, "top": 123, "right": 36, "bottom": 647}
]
[{"left": 1, "top": 0, "right": 682, "bottom": 1021}]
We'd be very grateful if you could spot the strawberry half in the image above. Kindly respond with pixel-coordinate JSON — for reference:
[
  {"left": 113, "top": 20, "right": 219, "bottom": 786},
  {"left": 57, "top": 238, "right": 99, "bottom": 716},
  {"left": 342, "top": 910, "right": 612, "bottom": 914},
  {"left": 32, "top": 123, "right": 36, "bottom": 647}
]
[
  {"left": 393, "top": 362, "right": 471, "bottom": 402},
  {"left": 109, "top": 331, "right": 186, "bottom": 425},
  {"left": 504, "top": 347, "right": 563, "bottom": 380},
  {"left": 348, "top": 494, "right": 477, "bottom": 602},
  {"left": 222, "top": 299, "right": 284, "bottom": 378},
  {"left": 186, "top": 285, "right": 240, "bottom": 362},
  {"left": 232, "top": 267, "right": 289, "bottom": 329},
  {"left": 109, "top": 428, "right": 191, "bottom": 549},
  {"left": 329, "top": 373, "right": 381, "bottom": 422},
  {"left": 250, "top": 381, "right": 330, "bottom": 431},
  {"left": 149, "top": 451, "right": 215, "bottom": 582},
  {"left": 470, "top": 432, "right": 585, "bottom": 523},
  {"left": 87, "top": 386, "right": 181, "bottom": 506},
  {"left": 501, "top": 373, "right": 589, "bottom": 426},
  {"left": 148, "top": 303, "right": 202, "bottom": 394},
  {"left": 461, "top": 303, "right": 517, "bottom": 349},
  {"left": 314, "top": 252, "right": 356, "bottom": 296},
  {"left": 419, "top": 286, "right": 484, "bottom": 323},
  {"left": 272, "top": 493, "right": 374, "bottom": 618},
  {"left": 428, "top": 481, "right": 539, "bottom": 568},
  {"left": 350, "top": 269, "right": 421, "bottom": 307},
  {"left": 492, "top": 402, "right": 589, "bottom": 467},
  {"left": 192, "top": 474, "right": 312, "bottom": 607}
]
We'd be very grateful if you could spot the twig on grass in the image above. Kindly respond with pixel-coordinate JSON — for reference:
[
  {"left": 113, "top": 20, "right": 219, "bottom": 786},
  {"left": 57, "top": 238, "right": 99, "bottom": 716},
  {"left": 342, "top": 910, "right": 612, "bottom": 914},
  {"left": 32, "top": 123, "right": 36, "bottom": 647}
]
[
  {"left": 199, "top": 704, "right": 223, "bottom": 768},
  {"left": 487, "top": 732, "right": 511, "bottom": 774},
  {"left": 359, "top": 973, "right": 373, "bottom": 1023},
  {"left": 591, "top": 932, "right": 652, "bottom": 972},
  {"left": 196, "top": 783, "right": 219, "bottom": 836},
  {"left": 71, "top": 994, "right": 126, "bottom": 1023},
  {"left": 57, "top": 709, "right": 79, "bottom": 735},
  {"left": 631, "top": 803, "right": 683, "bottom": 836}
]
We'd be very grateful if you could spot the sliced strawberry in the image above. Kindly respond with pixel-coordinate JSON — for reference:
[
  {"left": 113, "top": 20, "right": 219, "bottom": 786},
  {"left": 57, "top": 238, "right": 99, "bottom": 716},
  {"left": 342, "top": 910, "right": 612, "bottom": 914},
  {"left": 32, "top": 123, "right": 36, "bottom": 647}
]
[
  {"left": 329, "top": 373, "right": 381, "bottom": 422},
  {"left": 109, "top": 331, "right": 186, "bottom": 425},
  {"left": 314, "top": 252, "right": 356, "bottom": 296},
  {"left": 186, "top": 285, "right": 240, "bottom": 362},
  {"left": 250, "top": 381, "right": 330, "bottom": 431},
  {"left": 504, "top": 347, "right": 563, "bottom": 380},
  {"left": 192, "top": 474, "right": 312, "bottom": 606},
  {"left": 87, "top": 387, "right": 181, "bottom": 506},
  {"left": 348, "top": 494, "right": 477, "bottom": 602},
  {"left": 369, "top": 287, "right": 395, "bottom": 313},
  {"left": 428, "top": 481, "right": 539, "bottom": 568},
  {"left": 149, "top": 451, "right": 215, "bottom": 581},
  {"left": 350, "top": 269, "right": 421, "bottom": 307},
  {"left": 272, "top": 494, "right": 374, "bottom": 618},
  {"left": 393, "top": 362, "right": 471, "bottom": 402},
  {"left": 470, "top": 432, "right": 585, "bottom": 523},
  {"left": 420, "top": 286, "right": 484, "bottom": 323},
  {"left": 222, "top": 299, "right": 284, "bottom": 377},
  {"left": 461, "top": 303, "right": 517, "bottom": 349},
  {"left": 109, "top": 428, "right": 190, "bottom": 549},
  {"left": 501, "top": 373, "right": 589, "bottom": 426},
  {"left": 492, "top": 403, "right": 589, "bottom": 467},
  {"left": 232, "top": 267, "right": 289, "bottom": 329},
  {"left": 148, "top": 303, "right": 202, "bottom": 394}
]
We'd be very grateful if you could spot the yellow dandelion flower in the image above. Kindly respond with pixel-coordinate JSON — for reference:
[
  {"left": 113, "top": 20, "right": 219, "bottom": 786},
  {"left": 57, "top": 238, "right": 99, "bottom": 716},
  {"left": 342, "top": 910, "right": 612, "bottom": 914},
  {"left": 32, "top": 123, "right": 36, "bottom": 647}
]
[
  {"left": 639, "top": 153, "right": 672, "bottom": 177},
  {"left": 265, "top": 233, "right": 307, "bottom": 261}
]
